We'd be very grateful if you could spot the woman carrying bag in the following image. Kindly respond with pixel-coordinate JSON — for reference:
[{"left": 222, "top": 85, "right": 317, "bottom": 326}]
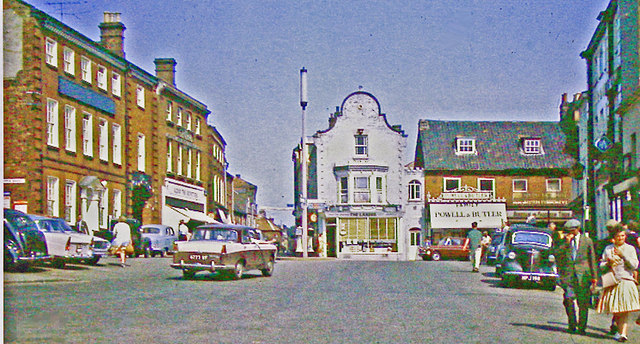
[{"left": 597, "top": 227, "right": 640, "bottom": 342}]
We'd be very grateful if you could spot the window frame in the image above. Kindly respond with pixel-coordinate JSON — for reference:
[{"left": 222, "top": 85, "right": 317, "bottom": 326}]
[
  {"left": 47, "top": 176, "right": 60, "bottom": 217},
  {"left": 522, "top": 138, "right": 543, "bottom": 155},
  {"left": 353, "top": 176, "right": 370, "bottom": 203},
  {"left": 63, "top": 47, "right": 74, "bottom": 74},
  {"left": 478, "top": 178, "right": 495, "bottom": 194},
  {"left": 81, "top": 56, "right": 91, "bottom": 83},
  {"left": 513, "top": 179, "right": 528, "bottom": 193},
  {"left": 167, "top": 140, "right": 173, "bottom": 172},
  {"left": 112, "top": 124, "right": 122, "bottom": 165},
  {"left": 82, "top": 112, "right": 93, "bottom": 157},
  {"left": 64, "top": 105, "right": 76, "bottom": 152},
  {"left": 546, "top": 178, "right": 562, "bottom": 193},
  {"left": 64, "top": 180, "right": 76, "bottom": 223},
  {"left": 443, "top": 177, "right": 461, "bottom": 192},
  {"left": 354, "top": 134, "right": 368, "bottom": 157},
  {"left": 45, "top": 37, "right": 58, "bottom": 67},
  {"left": 98, "top": 118, "right": 109, "bottom": 161},
  {"left": 111, "top": 72, "right": 121, "bottom": 97},
  {"left": 137, "top": 133, "right": 146, "bottom": 172},
  {"left": 46, "top": 98, "right": 59, "bottom": 148},
  {"left": 455, "top": 138, "right": 476, "bottom": 155},
  {"left": 408, "top": 180, "right": 422, "bottom": 201},
  {"left": 339, "top": 176, "right": 348, "bottom": 204}
]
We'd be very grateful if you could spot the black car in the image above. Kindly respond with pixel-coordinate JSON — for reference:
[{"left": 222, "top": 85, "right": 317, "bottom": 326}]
[
  {"left": 4, "top": 209, "right": 50, "bottom": 271},
  {"left": 495, "top": 224, "right": 558, "bottom": 291}
]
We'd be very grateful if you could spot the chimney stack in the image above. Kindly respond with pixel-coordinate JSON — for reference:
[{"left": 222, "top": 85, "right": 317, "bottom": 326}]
[
  {"left": 154, "top": 58, "right": 177, "bottom": 86},
  {"left": 99, "top": 12, "right": 126, "bottom": 58}
]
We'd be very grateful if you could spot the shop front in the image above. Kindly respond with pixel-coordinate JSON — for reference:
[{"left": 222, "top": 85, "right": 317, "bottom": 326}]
[
  {"left": 428, "top": 202, "right": 507, "bottom": 241},
  {"left": 162, "top": 178, "right": 213, "bottom": 231}
]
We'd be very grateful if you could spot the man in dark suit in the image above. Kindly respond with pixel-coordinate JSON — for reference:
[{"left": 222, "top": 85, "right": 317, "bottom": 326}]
[{"left": 555, "top": 219, "right": 597, "bottom": 335}]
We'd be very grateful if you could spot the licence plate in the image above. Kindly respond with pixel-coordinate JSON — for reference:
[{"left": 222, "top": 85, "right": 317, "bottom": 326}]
[{"left": 521, "top": 275, "right": 541, "bottom": 282}]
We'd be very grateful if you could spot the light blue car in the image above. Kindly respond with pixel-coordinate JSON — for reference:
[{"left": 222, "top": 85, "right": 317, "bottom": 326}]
[{"left": 140, "top": 224, "right": 178, "bottom": 257}]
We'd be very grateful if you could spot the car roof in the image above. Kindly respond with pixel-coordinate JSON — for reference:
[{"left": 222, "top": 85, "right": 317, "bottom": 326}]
[
  {"left": 140, "top": 224, "right": 170, "bottom": 228},
  {"left": 197, "top": 223, "right": 260, "bottom": 232},
  {"left": 509, "top": 224, "right": 552, "bottom": 234}
]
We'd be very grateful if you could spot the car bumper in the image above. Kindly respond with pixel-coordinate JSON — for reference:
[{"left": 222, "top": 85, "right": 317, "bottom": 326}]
[{"left": 170, "top": 260, "right": 234, "bottom": 272}]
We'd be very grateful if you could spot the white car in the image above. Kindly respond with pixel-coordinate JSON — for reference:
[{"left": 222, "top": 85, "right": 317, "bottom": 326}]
[
  {"left": 171, "top": 224, "right": 277, "bottom": 280},
  {"left": 28, "top": 215, "right": 93, "bottom": 268},
  {"left": 71, "top": 221, "right": 111, "bottom": 265}
]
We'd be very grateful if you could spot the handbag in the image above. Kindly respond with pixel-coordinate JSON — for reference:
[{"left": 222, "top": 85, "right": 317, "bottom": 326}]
[
  {"left": 600, "top": 271, "right": 620, "bottom": 289},
  {"left": 124, "top": 242, "right": 135, "bottom": 255}
]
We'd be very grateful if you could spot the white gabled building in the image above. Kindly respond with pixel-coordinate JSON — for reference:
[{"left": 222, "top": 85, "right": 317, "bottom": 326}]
[{"left": 293, "top": 91, "right": 424, "bottom": 260}]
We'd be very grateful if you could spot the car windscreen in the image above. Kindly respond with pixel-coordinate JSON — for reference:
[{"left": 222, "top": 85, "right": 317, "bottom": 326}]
[
  {"left": 192, "top": 228, "right": 238, "bottom": 242},
  {"left": 512, "top": 231, "right": 551, "bottom": 247},
  {"left": 36, "top": 220, "right": 67, "bottom": 233},
  {"left": 141, "top": 227, "right": 160, "bottom": 234}
]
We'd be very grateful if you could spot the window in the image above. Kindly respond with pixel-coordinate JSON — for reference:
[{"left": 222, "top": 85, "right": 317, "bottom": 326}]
[
  {"left": 63, "top": 47, "right": 74, "bottom": 74},
  {"left": 456, "top": 138, "right": 476, "bottom": 155},
  {"left": 546, "top": 179, "right": 561, "bottom": 192},
  {"left": 112, "top": 189, "right": 122, "bottom": 220},
  {"left": 177, "top": 144, "right": 183, "bottom": 175},
  {"left": 167, "top": 140, "right": 173, "bottom": 172},
  {"left": 444, "top": 178, "right": 460, "bottom": 191},
  {"left": 340, "top": 177, "right": 348, "bottom": 203},
  {"left": 409, "top": 180, "right": 422, "bottom": 200},
  {"left": 137, "top": 134, "right": 146, "bottom": 172},
  {"left": 45, "top": 38, "right": 57, "bottom": 67},
  {"left": 195, "top": 151, "right": 201, "bottom": 180},
  {"left": 46, "top": 99, "right": 59, "bottom": 147},
  {"left": 47, "top": 177, "right": 59, "bottom": 217},
  {"left": 522, "top": 138, "right": 542, "bottom": 155},
  {"left": 111, "top": 72, "right": 121, "bottom": 97},
  {"left": 513, "top": 179, "right": 527, "bottom": 192},
  {"left": 195, "top": 117, "right": 201, "bottom": 135},
  {"left": 81, "top": 56, "right": 91, "bottom": 83},
  {"left": 64, "top": 105, "right": 76, "bottom": 152},
  {"left": 410, "top": 231, "right": 421, "bottom": 246},
  {"left": 97, "top": 65, "right": 107, "bottom": 90},
  {"left": 354, "top": 176, "right": 370, "bottom": 203},
  {"left": 186, "top": 148, "right": 192, "bottom": 178},
  {"left": 82, "top": 113, "right": 93, "bottom": 156},
  {"left": 98, "top": 119, "right": 108, "bottom": 161},
  {"left": 166, "top": 102, "right": 173, "bottom": 121},
  {"left": 355, "top": 134, "right": 368, "bottom": 157},
  {"left": 177, "top": 107, "right": 183, "bottom": 126},
  {"left": 375, "top": 176, "right": 384, "bottom": 203},
  {"left": 136, "top": 85, "right": 145, "bottom": 108},
  {"left": 478, "top": 178, "right": 495, "bottom": 194},
  {"left": 64, "top": 180, "right": 76, "bottom": 223},
  {"left": 112, "top": 124, "right": 122, "bottom": 165},
  {"left": 186, "top": 111, "right": 192, "bottom": 131}
]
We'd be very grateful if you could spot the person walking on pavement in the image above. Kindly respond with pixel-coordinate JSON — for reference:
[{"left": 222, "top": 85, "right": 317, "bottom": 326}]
[
  {"left": 178, "top": 219, "right": 189, "bottom": 241},
  {"left": 467, "top": 222, "right": 482, "bottom": 272},
  {"left": 112, "top": 216, "right": 132, "bottom": 267},
  {"left": 597, "top": 226, "right": 640, "bottom": 342},
  {"left": 554, "top": 219, "right": 597, "bottom": 335}
]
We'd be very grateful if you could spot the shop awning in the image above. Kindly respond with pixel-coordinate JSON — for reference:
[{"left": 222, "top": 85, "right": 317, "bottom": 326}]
[{"left": 168, "top": 206, "right": 219, "bottom": 224}]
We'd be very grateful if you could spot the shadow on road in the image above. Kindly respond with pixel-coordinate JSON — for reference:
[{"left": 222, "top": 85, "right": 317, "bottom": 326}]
[
  {"left": 511, "top": 322, "right": 610, "bottom": 339},
  {"left": 167, "top": 272, "right": 263, "bottom": 282}
]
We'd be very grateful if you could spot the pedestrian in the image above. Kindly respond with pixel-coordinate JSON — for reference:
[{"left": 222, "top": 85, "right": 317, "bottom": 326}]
[
  {"left": 466, "top": 222, "right": 482, "bottom": 272},
  {"left": 554, "top": 219, "right": 597, "bottom": 335},
  {"left": 480, "top": 231, "right": 491, "bottom": 264},
  {"left": 111, "top": 216, "right": 132, "bottom": 267},
  {"left": 76, "top": 214, "right": 89, "bottom": 235},
  {"left": 178, "top": 219, "right": 189, "bottom": 241},
  {"left": 596, "top": 226, "right": 640, "bottom": 342}
]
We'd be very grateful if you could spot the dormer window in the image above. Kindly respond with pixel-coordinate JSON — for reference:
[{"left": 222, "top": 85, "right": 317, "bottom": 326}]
[
  {"left": 455, "top": 138, "right": 476, "bottom": 155},
  {"left": 522, "top": 138, "right": 543, "bottom": 155}
]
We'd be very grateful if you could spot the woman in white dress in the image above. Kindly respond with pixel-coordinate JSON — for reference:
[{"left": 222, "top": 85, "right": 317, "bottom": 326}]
[{"left": 597, "top": 227, "right": 640, "bottom": 342}]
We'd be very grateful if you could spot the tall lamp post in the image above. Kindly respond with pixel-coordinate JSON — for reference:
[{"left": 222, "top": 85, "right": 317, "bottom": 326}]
[{"left": 300, "top": 67, "right": 308, "bottom": 258}]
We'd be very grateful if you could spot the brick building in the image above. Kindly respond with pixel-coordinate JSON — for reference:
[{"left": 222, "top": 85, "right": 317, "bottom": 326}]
[
  {"left": 3, "top": 0, "right": 229, "bottom": 232},
  {"left": 414, "top": 120, "right": 574, "bottom": 241}
]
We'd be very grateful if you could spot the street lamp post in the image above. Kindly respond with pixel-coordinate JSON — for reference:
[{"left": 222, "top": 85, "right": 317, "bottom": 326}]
[{"left": 300, "top": 67, "right": 308, "bottom": 258}]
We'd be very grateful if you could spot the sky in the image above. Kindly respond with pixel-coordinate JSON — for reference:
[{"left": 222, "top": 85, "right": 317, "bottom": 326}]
[{"left": 26, "top": 0, "right": 609, "bottom": 226}]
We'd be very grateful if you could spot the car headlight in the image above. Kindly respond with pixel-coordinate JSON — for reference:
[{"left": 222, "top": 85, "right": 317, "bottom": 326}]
[
  {"left": 548, "top": 254, "right": 555, "bottom": 263},
  {"left": 426, "top": 249, "right": 432, "bottom": 255},
  {"left": 507, "top": 251, "right": 516, "bottom": 260}
]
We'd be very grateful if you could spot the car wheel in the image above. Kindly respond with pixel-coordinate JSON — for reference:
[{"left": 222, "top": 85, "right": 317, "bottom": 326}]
[
  {"left": 183, "top": 270, "right": 195, "bottom": 279},
  {"left": 232, "top": 260, "right": 245, "bottom": 280},
  {"left": 261, "top": 257, "right": 275, "bottom": 277},
  {"left": 86, "top": 256, "right": 100, "bottom": 265},
  {"left": 431, "top": 251, "right": 441, "bottom": 261},
  {"left": 159, "top": 249, "right": 166, "bottom": 258},
  {"left": 51, "top": 258, "right": 65, "bottom": 269},
  {"left": 144, "top": 246, "right": 151, "bottom": 258}
]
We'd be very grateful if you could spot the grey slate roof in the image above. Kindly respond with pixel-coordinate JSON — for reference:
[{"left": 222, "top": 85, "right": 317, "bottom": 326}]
[{"left": 415, "top": 120, "right": 574, "bottom": 171}]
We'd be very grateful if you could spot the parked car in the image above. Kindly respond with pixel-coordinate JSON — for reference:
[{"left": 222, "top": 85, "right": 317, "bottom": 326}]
[
  {"left": 4, "top": 209, "right": 50, "bottom": 271},
  {"left": 69, "top": 220, "right": 110, "bottom": 265},
  {"left": 140, "top": 224, "right": 178, "bottom": 257},
  {"left": 418, "top": 237, "right": 470, "bottom": 261},
  {"left": 29, "top": 215, "right": 93, "bottom": 268},
  {"left": 171, "top": 224, "right": 277, "bottom": 280},
  {"left": 495, "top": 224, "right": 558, "bottom": 291},
  {"left": 486, "top": 232, "right": 506, "bottom": 266}
]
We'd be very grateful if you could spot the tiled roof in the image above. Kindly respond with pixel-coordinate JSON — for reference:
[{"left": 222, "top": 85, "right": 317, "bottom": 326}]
[{"left": 416, "top": 120, "right": 574, "bottom": 171}]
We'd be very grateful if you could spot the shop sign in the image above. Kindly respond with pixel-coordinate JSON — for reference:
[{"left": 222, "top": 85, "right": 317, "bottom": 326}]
[
  {"left": 164, "top": 178, "right": 205, "bottom": 204},
  {"left": 430, "top": 203, "right": 507, "bottom": 229}
]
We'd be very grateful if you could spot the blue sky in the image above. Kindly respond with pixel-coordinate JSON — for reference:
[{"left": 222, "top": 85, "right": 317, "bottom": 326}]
[{"left": 26, "top": 0, "right": 609, "bottom": 226}]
